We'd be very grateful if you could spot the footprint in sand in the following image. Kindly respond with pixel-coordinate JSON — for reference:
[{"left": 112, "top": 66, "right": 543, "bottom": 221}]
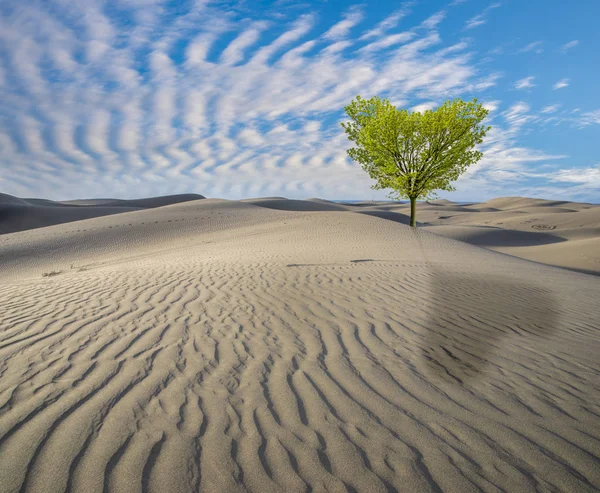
[{"left": 531, "top": 224, "right": 557, "bottom": 230}]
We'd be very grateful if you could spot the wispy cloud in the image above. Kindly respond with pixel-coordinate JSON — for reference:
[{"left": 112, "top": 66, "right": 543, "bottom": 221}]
[
  {"left": 502, "top": 102, "right": 534, "bottom": 129},
  {"left": 519, "top": 41, "right": 543, "bottom": 54},
  {"left": 421, "top": 11, "right": 446, "bottom": 30},
  {"left": 482, "top": 100, "right": 501, "bottom": 112},
  {"left": 551, "top": 165, "right": 600, "bottom": 183},
  {"left": 461, "top": 165, "right": 600, "bottom": 201},
  {"left": 360, "top": 5, "right": 412, "bottom": 40},
  {"left": 560, "top": 40, "right": 579, "bottom": 52},
  {"left": 541, "top": 104, "right": 560, "bottom": 114},
  {"left": 453, "top": 96, "right": 600, "bottom": 202},
  {"left": 357, "top": 32, "right": 415, "bottom": 53},
  {"left": 553, "top": 78, "right": 569, "bottom": 90},
  {"left": 323, "top": 7, "right": 363, "bottom": 40},
  {"left": 465, "top": 16, "right": 486, "bottom": 30},
  {"left": 220, "top": 22, "right": 269, "bottom": 65},
  {"left": 464, "top": 2, "right": 501, "bottom": 30},
  {"left": 453, "top": 99, "right": 577, "bottom": 200},
  {"left": 514, "top": 76, "right": 535, "bottom": 90},
  {"left": 579, "top": 110, "right": 600, "bottom": 126}
]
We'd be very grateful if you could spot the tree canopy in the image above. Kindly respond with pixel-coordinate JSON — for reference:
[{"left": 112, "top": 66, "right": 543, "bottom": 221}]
[{"left": 341, "top": 96, "right": 491, "bottom": 226}]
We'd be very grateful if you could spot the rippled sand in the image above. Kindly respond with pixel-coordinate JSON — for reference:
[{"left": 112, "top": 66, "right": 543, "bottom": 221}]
[{"left": 1, "top": 197, "right": 599, "bottom": 492}]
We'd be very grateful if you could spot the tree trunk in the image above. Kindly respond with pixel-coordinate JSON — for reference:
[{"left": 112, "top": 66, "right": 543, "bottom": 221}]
[{"left": 410, "top": 197, "right": 417, "bottom": 227}]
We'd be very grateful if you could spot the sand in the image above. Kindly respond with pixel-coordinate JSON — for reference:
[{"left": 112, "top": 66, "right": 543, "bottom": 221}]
[
  {"left": 349, "top": 196, "right": 600, "bottom": 276},
  {"left": 0, "top": 194, "right": 599, "bottom": 492},
  {"left": 0, "top": 193, "right": 205, "bottom": 235}
]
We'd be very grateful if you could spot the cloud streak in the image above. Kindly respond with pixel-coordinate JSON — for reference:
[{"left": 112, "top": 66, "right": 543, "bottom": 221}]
[
  {"left": 323, "top": 7, "right": 363, "bottom": 40},
  {"left": 514, "top": 76, "right": 535, "bottom": 90},
  {"left": 553, "top": 78, "right": 569, "bottom": 90},
  {"left": 464, "top": 2, "right": 501, "bottom": 30},
  {"left": 560, "top": 40, "right": 579, "bottom": 53},
  {"left": 519, "top": 41, "right": 543, "bottom": 54}
]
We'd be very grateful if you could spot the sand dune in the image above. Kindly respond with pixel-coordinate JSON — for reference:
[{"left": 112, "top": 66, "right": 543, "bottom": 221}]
[
  {"left": 471, "top": 197, "right": 592, "bottom": 211},
  {"left": 0, "top": 195, "right": 599, "bottom": 492},
  {"left": 421, "top": 225, "right": 567, "bottom": 247},
  {"left": 381, "top": 197, "right": 600, "bottom": 276},
  {"left": 0, "top": 194, "right": 29, "bottom": 206},
  {"left": 424, "top": 199, "right": 461, "bottom": 206},
  {"left": 327, "top": 196, "right": 600, "bottom": 275},
  {"left": 241, "top": 197, "right": 348, "bottom": 212},
  {"left": 490, "top": 236, "right": 600, "bottom": 278},
  {"left": 0, "top": 194, "right": 205, "bottom": 235}
]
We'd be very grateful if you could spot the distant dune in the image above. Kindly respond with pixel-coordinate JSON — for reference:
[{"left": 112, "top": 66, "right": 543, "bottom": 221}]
[
  {"left": 475, "top": 196, "right": 591, "bottom": 210},
  {"left": 412, "top": 197, "right": 600, "bottom": 277},
  {"left": 241, "top": 197, "right": 348, "bottom": 211},
  {"left": 425, "top": 198, "right": 460, "bottom": 206},
  {"left": 0, "top": 193, "right": 205, "bottom": 235},
  {"left": 0, "top": 194, "right": 599, "bottom": 492}
]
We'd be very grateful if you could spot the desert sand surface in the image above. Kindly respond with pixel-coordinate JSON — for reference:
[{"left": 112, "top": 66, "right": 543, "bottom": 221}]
[
  {"left": 0, "top": 194, "right": 599, "bottom": 492},
  {"left": 343, "top": 196, "right": 600, "bottom": 276}
]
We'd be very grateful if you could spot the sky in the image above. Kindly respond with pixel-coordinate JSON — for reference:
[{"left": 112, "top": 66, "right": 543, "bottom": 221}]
[{"left": 0, "top": 0, "right": 599, "bottom": 202}]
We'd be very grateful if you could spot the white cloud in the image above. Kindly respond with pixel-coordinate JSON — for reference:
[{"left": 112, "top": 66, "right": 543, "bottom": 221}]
[
  {"left": 251, "top": 14, "right": 314, "bottom": 64},
  {"left": 85, "top": 109, "right": 113, "bottom": 156},
  {"left": 449, "top": 96, "right": 597, "bottom": 200},
  {"left": 360, "top": 7, "right": 412, "bottom": 40},
  {"left": 519, "top": 41, "right": 543, "bottom": 54},
  {"left": 186, "top": 33, "right": 219, "bottom": 65},
  {"left": 579, "top": 110, "right": 600, "bottom": 126},
  {"left": 514, "top": 76, "right": 535, "bottom": 90},
  {"left": 502, "top": 102, "right": 533, "bottom": 129},
  {"left": 464, "top": 2, "right": 501, "bottom": 30},
  {"left": 553, "top": 78, "right": 569, "bottom": 90},
  {"left": 552, "top": 165, "right": 600, "bottom": 183},
  {"left": 541, "top": 104, "right": 560, "bottom": 114},
  {"left": 321, "top": 41, "right": 352, "bottom": 55},
  {"left": 560, "top": 40, "right": 579, "bottom": 53},
  {"left": 421, "top": 11, "right": 446, "bottom": 30},
  {"left": 464, "top": 15, "right": 486, "bottom": 30},
  {"left": 323, "top": 8, "right": 363, "bottom": 40},
  {"left": 237, "top": 128, "right": 266, "bottom": 147},
  {"left": 220, "top": 23, "right": 267, "bottom": 65},
  {"left": 482, "top": 100, "right": 501, "bottom": 112},
  {"left": 358, "top": 32, "right": 415, "bottom": 53},
  {"left": 52, "top": 120, "right": 94, "bottom": 165},
  {"left": 455, "top": 124, "right": 569, "bottom": 200}
]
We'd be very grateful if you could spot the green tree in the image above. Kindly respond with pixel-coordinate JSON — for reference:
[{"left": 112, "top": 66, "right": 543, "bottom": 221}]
[{"left": 341, "top": 96, "right": 491, "bottom": 227}]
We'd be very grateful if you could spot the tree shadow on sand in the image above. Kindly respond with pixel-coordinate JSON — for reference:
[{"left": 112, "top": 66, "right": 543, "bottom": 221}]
[{"left": 420, "top": 266, "right": 560, "bottom": 386}]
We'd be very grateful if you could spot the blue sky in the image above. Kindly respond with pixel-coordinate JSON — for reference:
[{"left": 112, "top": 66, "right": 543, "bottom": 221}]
[{"left": 0, "top": 0, "right": 598, "bottom": 202}]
